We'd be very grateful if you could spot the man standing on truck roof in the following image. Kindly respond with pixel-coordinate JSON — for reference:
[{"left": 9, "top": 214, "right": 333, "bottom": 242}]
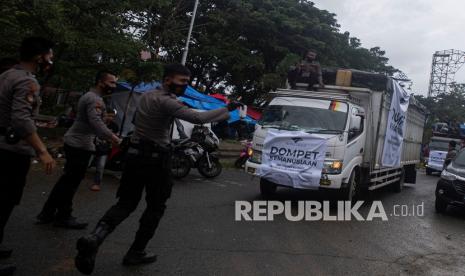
[
  {"left": 444, "top": 140, "right": 458, "bottom": 169},
  {"left": 288, "top": 49, "right": 324, "bottom": 90}
]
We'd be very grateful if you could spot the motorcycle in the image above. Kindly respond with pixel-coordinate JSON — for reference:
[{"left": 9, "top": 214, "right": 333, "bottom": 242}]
[
  {"left": 88, "top": 134, "right": 131, "bottom": 172},
  {"left": 235, "top": 140, "right": 252, "bottom": 168},
  {"left": 170, "top": 125, "right": 223, "bottom": 179}
]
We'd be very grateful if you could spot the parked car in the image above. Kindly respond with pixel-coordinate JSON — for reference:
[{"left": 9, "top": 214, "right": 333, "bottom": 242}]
[{"left": 435, "top": 149, "right": 465, "bottom": 213}]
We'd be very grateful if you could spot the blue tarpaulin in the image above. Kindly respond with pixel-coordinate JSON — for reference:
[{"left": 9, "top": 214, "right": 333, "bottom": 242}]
[
  {"left": 116, "top": 81, "right": 256, "bottom": 124},
  {"left": 178, "top": 97, "right": 255, "bottom": 124},
  {"left": 116, "top": 81, "right": 161, "bottom": 93}
]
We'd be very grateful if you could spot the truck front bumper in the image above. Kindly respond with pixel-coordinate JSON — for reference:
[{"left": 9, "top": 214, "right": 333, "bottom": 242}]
[
  {"left": 245, "top": 160, "right": 344, "bottom": 189},
  {"left": 426, "top": 163, "right": 443, "bottom": 172}
]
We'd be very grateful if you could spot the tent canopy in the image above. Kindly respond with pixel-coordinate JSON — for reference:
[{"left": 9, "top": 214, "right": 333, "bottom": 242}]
[{"left": 112, "top": 81, "right": 257, "bottom": 135}]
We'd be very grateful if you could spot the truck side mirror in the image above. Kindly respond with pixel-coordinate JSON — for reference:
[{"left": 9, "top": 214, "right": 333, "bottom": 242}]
[
  {"left": 348, "top": 115, "right": 363, "bottom": 141},
  {"left": 355, "top": 110, "right": 365, "bottom": 119},
  {"left": 349, "top": 116, "right": 362, "bottom": 132}
]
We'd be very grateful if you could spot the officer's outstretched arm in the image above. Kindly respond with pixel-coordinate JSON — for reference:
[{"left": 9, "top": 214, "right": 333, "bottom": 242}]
[{"left": 165, "top": 99, "right": 230, "bottom": 124}]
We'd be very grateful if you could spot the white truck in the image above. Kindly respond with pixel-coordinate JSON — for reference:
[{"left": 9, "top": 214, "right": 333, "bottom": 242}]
[
  {"left": 425, "top": 136, "right": 461, "bottom": 175},
  {"left": 245, "top": 74, "right": 426, "bottom": 200}
]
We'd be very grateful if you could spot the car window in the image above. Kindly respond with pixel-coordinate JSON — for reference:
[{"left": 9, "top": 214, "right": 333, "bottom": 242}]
[{"left": 453, "top": 150, "right": 465, "bottom": 166}]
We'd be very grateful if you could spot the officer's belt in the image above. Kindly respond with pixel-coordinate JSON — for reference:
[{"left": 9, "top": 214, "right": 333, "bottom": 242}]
[
  {"left": 127, "top": 140, "right": 168, "bottom": 158},
  {"left": 127, "top": 147, "right": 160, "bottom": 158}
]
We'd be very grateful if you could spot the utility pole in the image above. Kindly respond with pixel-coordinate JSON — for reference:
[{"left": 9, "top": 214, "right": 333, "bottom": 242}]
[{"left": 181, "top": 0, "right": 199, "bottom": 65}]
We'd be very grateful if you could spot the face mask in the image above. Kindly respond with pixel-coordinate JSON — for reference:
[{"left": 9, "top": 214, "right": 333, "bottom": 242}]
[
  {"left": 38, "top": 59, "right": 53, "bottom": 76},
  {"left": 168, "top": 83, "right": 188, "bottom": 96},
  {"left": 103, "top": 84, "right": 115, "bottom": 94}
]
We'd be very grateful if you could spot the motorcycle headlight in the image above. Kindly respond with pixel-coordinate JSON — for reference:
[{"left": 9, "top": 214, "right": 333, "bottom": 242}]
[
  {"left": 440, "top": 170, "right": 457, "bottom": 181},
  {"left": 249, "top": 150, "right": 262, "bottom": 164},
  {"left": 323, "top": 160, "right": 343, "bottom": 174},
  {"left": 247, "top": 147, "right": 254, "bottom": 157}
]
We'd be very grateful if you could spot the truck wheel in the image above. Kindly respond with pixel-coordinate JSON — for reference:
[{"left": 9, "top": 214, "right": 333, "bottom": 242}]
[
  {"left": 426, "top": 168, "right": 432, "bottom": 175},
  {"left": 392, "top": 168, "right": 405, "bottom": 193},
  {"left": 435, "top": 196, "right": 448, "bottom": 213},
  {"left": 260, "top": 178, "right": 277, "bottom": 197},
  {"left": 404, "top": 164, "right": 417, "bottom": 183},
  {"left": 341, "top": 171, "right": 358, "bottom": 202}
]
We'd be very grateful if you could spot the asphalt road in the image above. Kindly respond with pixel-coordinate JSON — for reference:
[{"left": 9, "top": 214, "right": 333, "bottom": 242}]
[{"left": 2, "top": 164, "right": 465, "bottom": 276}]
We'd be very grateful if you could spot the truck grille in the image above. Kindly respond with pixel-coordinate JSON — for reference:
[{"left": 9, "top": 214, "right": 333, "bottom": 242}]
[{"left": 454, "top": 180, "right": 465, "bottom": 195}]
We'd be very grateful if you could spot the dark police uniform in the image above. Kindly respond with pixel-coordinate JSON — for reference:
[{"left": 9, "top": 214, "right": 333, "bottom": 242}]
[
  {"left": 98, "top": 87, "right": 230, "bottom": 252},
  {"left": 38, "top": 89, "right": 114, "bottom": 222},
  {"left": 0, "top": 65, "right": 40, "bottom": 244}
]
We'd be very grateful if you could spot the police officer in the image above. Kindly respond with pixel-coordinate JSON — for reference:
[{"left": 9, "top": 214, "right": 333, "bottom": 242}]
[
  {"left": 75, "top": 64, "right": 241, "bottom": 274},
  {"left": 0, "top": 37, "right": 56, "bottom": 276},
  {"left": 36, "top": 71, "right": 121, "bottom": 229}
]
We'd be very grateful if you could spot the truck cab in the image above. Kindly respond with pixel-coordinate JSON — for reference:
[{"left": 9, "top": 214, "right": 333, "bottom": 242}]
[
  {"left": 245, "top": 72, "right": 426, "bottom": 200},
  {"left": 246, "top": 87, "right": 367, "bottom": 199}
]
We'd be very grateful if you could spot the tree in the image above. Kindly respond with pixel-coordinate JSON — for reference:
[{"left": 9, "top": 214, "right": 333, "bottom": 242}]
[
  {"left": 0, "top": 0, "right": 143, "bottom": 91},
  {"left": 149, "top": 0, "right": 398, "bottom": 104},
  {"left": 1, "top": 0, "right": 399, "bottom": 107},
  {"left": 417, "top": 83, "right": 465, "bottom": 142}
]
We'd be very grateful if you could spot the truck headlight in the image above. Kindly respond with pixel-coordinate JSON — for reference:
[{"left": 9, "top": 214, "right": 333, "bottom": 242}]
[
  {"left": 440, "top": 170, "right": 457, "bottom": 181},
  {"left": 249, "top": 150, "right": 262, "bottom": 164},
  {"left": 323, "top": 160, "right": 343, "bottom": 174},
  {"left": 247, "top": 147, "right": 254, "bottom": 157}
]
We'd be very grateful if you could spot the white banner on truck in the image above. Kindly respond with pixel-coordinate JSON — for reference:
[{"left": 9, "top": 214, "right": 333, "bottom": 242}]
[
  {"left": 258, "top": 129, "right": 328, "bottom": 189},
  {"left": 382, "top": 80, "right": 410, "bottom": 167}
]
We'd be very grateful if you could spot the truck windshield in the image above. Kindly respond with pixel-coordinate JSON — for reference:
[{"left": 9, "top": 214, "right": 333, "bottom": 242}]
[
  {"left": 429, "top": 140, "right": 460, "bottom": 151},
  {"left": 259, "top": 102, "right": 348, "bottom": 133}
]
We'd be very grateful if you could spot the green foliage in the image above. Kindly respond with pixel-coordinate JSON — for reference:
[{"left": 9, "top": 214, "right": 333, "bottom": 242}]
[
  {"left": 416, "top": 84, "right": 465, "bottom": 142},
  {"left": 0, "top": 0, "right": 398, "bottom": 106},
  {"left": 120, "top": 61, "right": 164, "bottom": 86},
  {"left": 173, "top": 0, "right": 398, "bottom": 103},
  {"left": 0, "top": 0, "right": 144, "bottom": 90}
]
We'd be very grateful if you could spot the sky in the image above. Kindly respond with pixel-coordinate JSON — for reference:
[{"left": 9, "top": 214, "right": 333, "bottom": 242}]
[{"left": 312, "top": 0, "right": 465, "bottom": 96}]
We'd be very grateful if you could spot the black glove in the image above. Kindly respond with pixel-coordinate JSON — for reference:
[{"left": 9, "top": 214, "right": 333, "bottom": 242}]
[{"left": 227, "top": 101, "right": 244, "bottom": 111}]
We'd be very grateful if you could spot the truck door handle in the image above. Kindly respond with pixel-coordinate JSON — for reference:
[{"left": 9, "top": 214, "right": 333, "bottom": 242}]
[{"left": 360, "top": 148, "right": 364, "bottom": 153}]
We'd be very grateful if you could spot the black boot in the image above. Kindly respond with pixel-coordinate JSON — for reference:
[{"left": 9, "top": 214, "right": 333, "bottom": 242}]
[
  {"left": 75, "top": 222, "right": 112, "bottom": 275},
  {"left": 0, "top": 264, "right": 15, "bottom": 276},
  {"left": 122, "top": 250, "right": 157, "bottom": 266},
  {"left": 0, "top": 245, "right": 12, "bottom": 259}
]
